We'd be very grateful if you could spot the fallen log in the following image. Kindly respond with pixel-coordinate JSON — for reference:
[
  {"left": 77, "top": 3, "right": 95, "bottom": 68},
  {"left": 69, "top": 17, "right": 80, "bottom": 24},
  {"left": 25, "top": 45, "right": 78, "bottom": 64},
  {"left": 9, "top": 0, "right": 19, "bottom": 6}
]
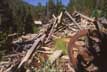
[
  {"left": 45, "top": 12, "right": 63, "bottom": 43},
  {"left": 75, "top": 11, "right": 95, "bottom": 22},
  {"left": 41, "top": 47, "right": 52, "bottom": 51},
  {"left": 2, "top": 53, "right": 25, "bottom": 58},
  {"left": 48, "top": 50, "right": 62, "bottom": 64},
  {"left": 4, "top": 65, "right": 14, "bottom": 72},
  {"left": 58, "top": 12, "right": 63, "bottom": 24},
  {"left": 8, "top": 33, "right": 18, "bottom": 37},
  {"left": 65, "top": 10, "right": 82, "bottom": 30},
  {"left": 45, "top": 19, "right": 57, "bottom": 43},
  {"left": 37, "top": 50, "right": 53, "bottom": 54},
  {"left": 17, "top": 34, "right": 46, "bottom": 69},
  {"left": 52, "top": 14, "right": 57, "bottom": 19}
]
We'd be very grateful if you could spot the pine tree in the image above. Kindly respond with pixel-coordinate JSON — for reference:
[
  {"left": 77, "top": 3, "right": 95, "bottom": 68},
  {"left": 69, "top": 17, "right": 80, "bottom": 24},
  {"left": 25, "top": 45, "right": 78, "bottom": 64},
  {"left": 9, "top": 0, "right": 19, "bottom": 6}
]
[
  {"left": 67, "top": 0, "right": 96, "bottom": 15},
  {"left": 24, "top": 8, "right": 33, "bottom": 34},
  {"left": 47, "top": 0, "right": 56, "bottom": 18},
  {"left": 0, "top": 0, "right": 35, "bottom": 50},
  {"left": 56, "top": 0, "right": 63, "bottom": 15},
  {"left": 102, "top": 0, "right": 107, "bottom": 18},
  {"left": 0, "top": 0, "right": 13, "bottom": 50}
]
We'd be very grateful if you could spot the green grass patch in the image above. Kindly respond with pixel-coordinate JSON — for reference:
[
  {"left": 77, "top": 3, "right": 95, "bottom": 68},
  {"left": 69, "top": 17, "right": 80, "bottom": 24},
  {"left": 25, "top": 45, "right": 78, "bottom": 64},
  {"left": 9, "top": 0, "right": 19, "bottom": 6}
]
[{"left": 54, "top": 38, "right": 67, "bottom": 55}]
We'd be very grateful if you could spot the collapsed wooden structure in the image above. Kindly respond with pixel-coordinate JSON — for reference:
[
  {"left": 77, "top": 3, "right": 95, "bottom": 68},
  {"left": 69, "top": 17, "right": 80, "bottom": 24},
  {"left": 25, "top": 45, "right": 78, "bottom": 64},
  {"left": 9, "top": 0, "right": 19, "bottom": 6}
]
[{"left": 0, "top": 10, "right": 107, "bottom": 72}]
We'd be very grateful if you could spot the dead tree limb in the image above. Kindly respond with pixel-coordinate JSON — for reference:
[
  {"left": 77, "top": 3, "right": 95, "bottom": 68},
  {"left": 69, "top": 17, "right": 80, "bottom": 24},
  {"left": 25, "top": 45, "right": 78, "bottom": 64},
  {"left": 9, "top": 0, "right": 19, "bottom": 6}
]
[
  {"left": 45, "top": 12, "right": 63, "bottom": 43},
  {"left": 65, "top": 11, "right": 82, "bottom": 30},
  {"left": 75, "top": 11, "right": 95, "bottom": 22},
  {"left": 17, "top": 34, "right": 46, "bottom": 69}
]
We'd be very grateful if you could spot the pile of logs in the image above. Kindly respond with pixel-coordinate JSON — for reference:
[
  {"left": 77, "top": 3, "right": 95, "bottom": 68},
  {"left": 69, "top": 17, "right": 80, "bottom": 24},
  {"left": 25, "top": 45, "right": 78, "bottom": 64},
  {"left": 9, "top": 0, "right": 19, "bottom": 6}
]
[{"left": 0, "top": 10, "right": 107, "bottom": 72}]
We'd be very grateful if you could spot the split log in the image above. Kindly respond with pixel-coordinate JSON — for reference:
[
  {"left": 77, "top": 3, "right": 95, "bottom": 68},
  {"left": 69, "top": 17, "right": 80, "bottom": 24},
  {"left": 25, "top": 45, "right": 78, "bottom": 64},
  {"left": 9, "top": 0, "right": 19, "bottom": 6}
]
[
  {"left": 52, "top": 14, "right": 57, "bottom": 19},
  {"left": 65, "top": 10, "right": 82, "bottom": 30},
  {"left": 45, "top": 12, "right": 63, "bottom": 43},
  {"left": 37, "top": 50, "right": 53, "bottom": 54},
  {"left": 8, "top": 33, "right": 17, "bottom": 37},
  {"left": 45, "top": 18, "right": 57, "bottom": 43},
  {"left": 48, "top": 50, "right": 62, "bottom": 64},
  {"left": 4, "top": 65, "right": 14, "bottom": 72},
  {"left": 3, "top": 53, "right": 25, "bottom": 58},
  {"left": 41, "top": 47, "right": 52, "bottom": 51},
  {"left": 61, "top": 55, "right": 69, "bottom": 60},
  {"left": 0, "top": 61, "right": 10, "bottom": 66},
  {"left": 75, "top": 11, "right": 95, "bottom": 22},
  {"left": 17, "top": 34, "right": 46, "bottom": 69},
  {"left": 58, "top": 12, "right": 63, "bottom": 24}
]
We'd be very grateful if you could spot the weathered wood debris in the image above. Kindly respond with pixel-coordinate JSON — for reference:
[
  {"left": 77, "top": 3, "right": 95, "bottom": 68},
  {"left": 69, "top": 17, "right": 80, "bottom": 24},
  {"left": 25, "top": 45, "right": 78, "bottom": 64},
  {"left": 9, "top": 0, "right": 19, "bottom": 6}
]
[{"left": 0, "top": 10, "right": 107, "bottom": 72}]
